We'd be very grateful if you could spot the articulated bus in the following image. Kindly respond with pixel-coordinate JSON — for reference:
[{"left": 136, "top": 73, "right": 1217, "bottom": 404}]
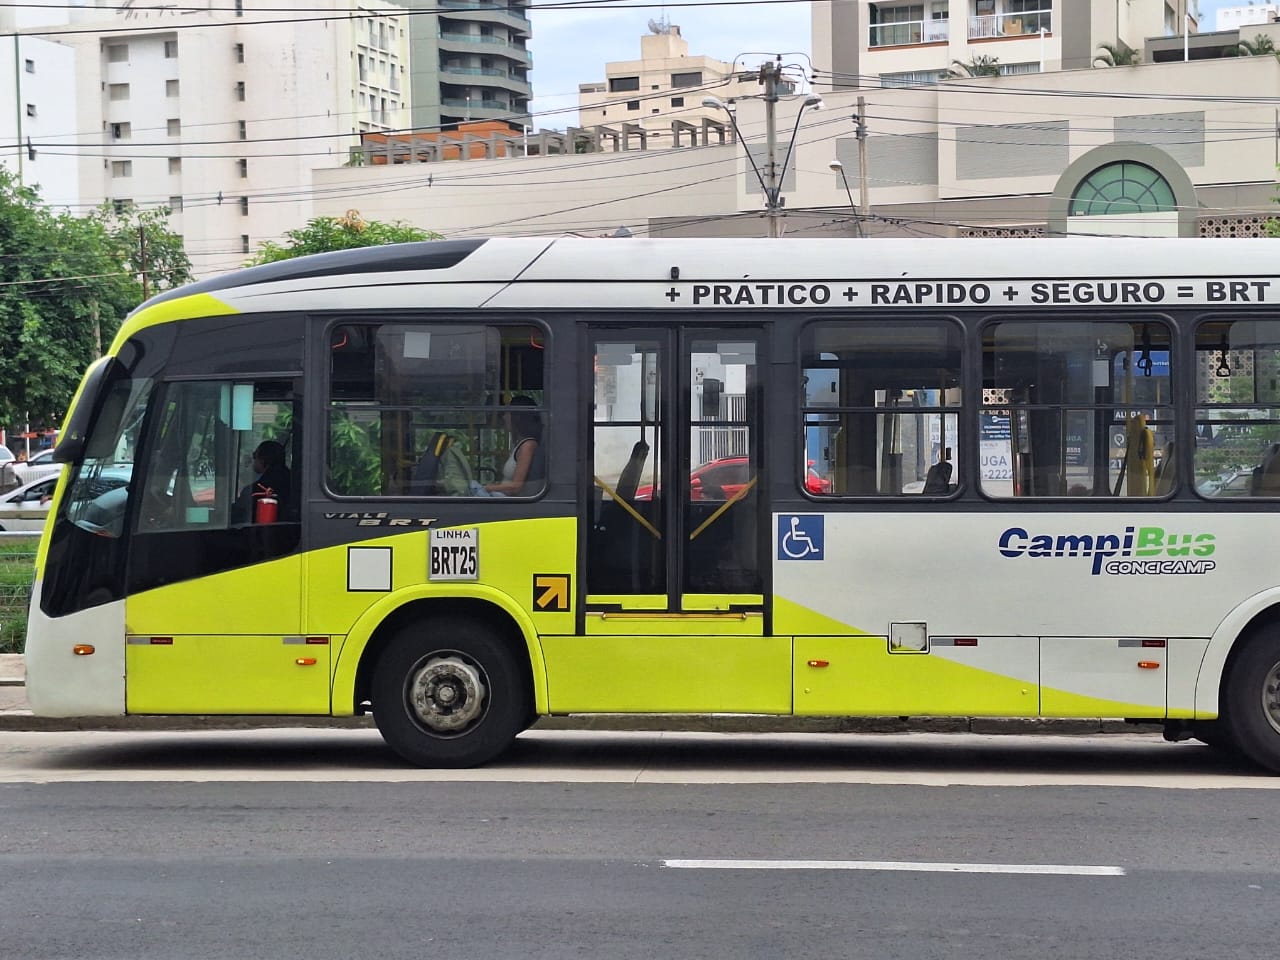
[{"left": 25, "top": 237, "right": 1280, "bottom": 770}]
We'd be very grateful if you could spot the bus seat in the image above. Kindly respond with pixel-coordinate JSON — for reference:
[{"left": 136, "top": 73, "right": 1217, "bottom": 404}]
[
  {"left": 1154, "top": 442, "right": 1175, "bottom": 495},
  {"left": 410, "top": 433, "right": 472, "bottom": 496},
  {"left": 613, "top": 440, "right": 650, "bottom": 503},
  {"left": 921, "top": 459, "right": 953, "bottom": 495},
  {"left": 1252, "top": 444, "right": 1280, "bottom": 496}
]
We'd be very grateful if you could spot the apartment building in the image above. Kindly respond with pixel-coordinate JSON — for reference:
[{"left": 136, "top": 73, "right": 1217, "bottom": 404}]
[
  {"left": 814, "top": 0, "right": 1199, "bottom": 87},
  {"left": 0, "top": 5, "right": 79, "bottom": 208},
  {"left": 1217, "top": 4, "right": 1280, "bottom": 30},
  {"left": 18, "top": 0, "right": 408, "bottom": 277},
  {"left": 578, "top": 25, "right": 760, "bottom": 148},
  {"left": 390, "top": 0, "right": 532, "bottom": 133}
]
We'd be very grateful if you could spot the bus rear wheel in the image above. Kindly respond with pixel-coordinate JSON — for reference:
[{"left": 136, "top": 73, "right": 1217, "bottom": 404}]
[
  {"left": 1224, "top": 630, "right": 1280, "bottom": 774},
  {"left": 372, "top": 616, "right": 529, "bottom": 768}
]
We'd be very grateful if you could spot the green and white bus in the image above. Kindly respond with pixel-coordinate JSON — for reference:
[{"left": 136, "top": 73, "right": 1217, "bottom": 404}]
[{"left": 24, "top": 236, "right": 1280, "bottom": 770}]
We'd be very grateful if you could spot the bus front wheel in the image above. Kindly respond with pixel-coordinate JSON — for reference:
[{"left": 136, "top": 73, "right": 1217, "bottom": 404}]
[
  {"left": 372, "top": 616, "right": 530, "bottom": 768},
  {"left": 1224, "top": 630, "right": 1280, "bottom": 774}
]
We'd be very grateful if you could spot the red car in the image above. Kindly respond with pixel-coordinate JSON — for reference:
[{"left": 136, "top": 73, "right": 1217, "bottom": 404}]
[{"left": 632, "top": 457, "right": 831, "bottom": 500}]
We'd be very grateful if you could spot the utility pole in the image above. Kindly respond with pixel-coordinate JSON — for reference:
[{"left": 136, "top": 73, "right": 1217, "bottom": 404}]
[
  {"left": 760, "top": 58, "right": 783, "bottom": 238},
  {"left": 138, "top": 224, "right": 150, "bottom": 301},
  {"left": 855, "top": 96, "right": 870, "bottom": 228}
]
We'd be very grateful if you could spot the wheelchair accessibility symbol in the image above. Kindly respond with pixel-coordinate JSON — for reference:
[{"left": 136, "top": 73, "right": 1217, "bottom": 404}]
[{"left": 778, "top": 515, "right": 824, "bottom": 560}]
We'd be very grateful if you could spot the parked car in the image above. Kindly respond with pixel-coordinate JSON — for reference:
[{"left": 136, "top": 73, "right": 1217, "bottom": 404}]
[
  {"left": 1197, "top": 469, "right": 1253, "bottom": 497},
  {"left": 0, "top": 467, "right": 133, "bottom": 532},
  {"left": 0, "top": 475, "right": 59, "bottom": 531},
  {"left": 633, "top": 457, "right": 832, "bottom": 501},
  {"left": 0, "top": 448, "right": 61, "bottom": 491},
  {"left": 0, "top": 445, "right": 12, "bottom": 465}
]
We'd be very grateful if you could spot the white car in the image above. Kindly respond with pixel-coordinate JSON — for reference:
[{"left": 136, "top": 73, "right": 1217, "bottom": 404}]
[
  {"left": 0, "top": 448, "right": 61, "bottom": 490},
  {"left": 0, "top": 475, "right": 59, "bottom": 532}
]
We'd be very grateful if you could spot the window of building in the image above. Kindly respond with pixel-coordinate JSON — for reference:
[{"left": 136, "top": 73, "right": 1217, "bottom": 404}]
[
  {"left": 651, "top": 107, "right": 660, "bottom": 114},
  {"left": 609, "top": 76, "right": 640, "bottom": 92},
  {"left": 358, "top": 53, "right": 367, "bottom": 82},
  {"left": 108, "top": 83, "right": 129, "bottom": 101},
  {"left": 166, "top": 79, "right": 180, "bottom": 97},
  {"left": 168, "top": 157, "right": 181, "bottom": 175},
  {"left": 111, "top": 122, "right": 131, "bottom": 140},
  {"left": 234, "top": 43, "right": 244, "bottom": 63},
  {"left": 1193, "top": 319, "right": 1280, "bottom": 498},
  {"left": 327, "top": 322, "right": 547, "bottom": 498},
  {"left": 106, "top": 44, "right": 129, "bottom": 63},
  {"left": 24, "top": 59, "right": 34, "bottom": 74},
  {"left": 240, "top": 235, "right": 250, "bottom": 254},
  {"left": 167, "top": 118, "right": 181, "bottom": 136},
  {"left": 111, "top": 161, "right": 133, "bottom": 178},
  {"left": 671, "top": 96, "right": 685, "bottom": 107},
  {"left": 240, "top": 196, "right": 249, "bottom": 215},
  {"left": 238, "top": 120, "right": 247, "bottom": 140},
  {"left": 671, "top": 71, "right": 703, "bottom": 88},
  {"left": 164, "top": 40, "right": 178, "bottom": 59},
  {"left": 981, "top": 319, "right": 1174, "bottom": 498},
  {"left": 235, "top": 81, "right": 246, "bottom": 101},
  {"left": 1069, "top": 161, "right": 1175, "bottom": 217},
  {"left": 25, "top": 103, "right": 35, "bottom": 117},
  {"left": 627, "top": 100, "right": 640, "bottom": 110},
  {"left": 237, "top": 158, "right": 248, "bottom": 178},
  {"left": 802, "top": 321, "right": 962, "bottom": 497},
  {"left": 235, "top": 0, "right": 243, "bottom": 16},
  {"left": 168, "top": 195, "right": 183, "bottom": 212}
]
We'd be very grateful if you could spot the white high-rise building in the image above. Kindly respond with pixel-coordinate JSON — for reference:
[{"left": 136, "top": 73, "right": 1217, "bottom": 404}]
[
  {"left": 0, "top": 4, "right": 79, "bottom": 208},
  {"left": 21, "top": 0, "right": 410, "bottom": 277},
  {"left": 1217, "top": 4, "right": 1280, "bottom": 31}
]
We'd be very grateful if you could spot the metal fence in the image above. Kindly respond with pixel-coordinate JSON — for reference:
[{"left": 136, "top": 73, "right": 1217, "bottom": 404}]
[{"left": 0, "top": 533, "right": 37, "bottom": 654}]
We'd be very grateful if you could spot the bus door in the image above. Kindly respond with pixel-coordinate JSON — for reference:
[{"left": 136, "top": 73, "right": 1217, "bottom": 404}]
[
  {"left": 554, "top": 327, "right": 787, "bottom": 715},
  {"left": 121, "top": 377, "right": 319, "bottom": 715}
]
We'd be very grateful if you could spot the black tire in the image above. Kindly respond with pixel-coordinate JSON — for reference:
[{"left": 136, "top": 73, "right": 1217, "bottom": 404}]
[
  {"left": 371, "top": 616, "right": 530, "bottom": 768},
  {"left": 1188, "top": 719, "right": 1242, "bottom": 756},
  {"left": 1223, "top": 630, "right": 1280, "bottom": 773}
]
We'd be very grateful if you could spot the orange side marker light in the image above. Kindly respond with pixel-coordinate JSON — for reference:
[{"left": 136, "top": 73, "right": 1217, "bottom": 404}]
[
  {"left": 72, "top": 644, "right": 95, "bottom": 656},
  {"left": 1137, "top": 661, "right": 1161, "bottom": 670}
]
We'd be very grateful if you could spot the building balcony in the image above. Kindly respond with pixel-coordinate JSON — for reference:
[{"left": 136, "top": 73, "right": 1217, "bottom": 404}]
[
  {"left": 869, "top": 18, "right": 949, "bottom": 48},
  {"left": 438, "top": 1, "right": 531, "bottom": 37},
  {"left": 968, "top": 9, "right": 1052, "bottom": 40},
  {"left": 438, "top": 32, "right": 532, "bottom": 65},
  {"left": 440, "top": 68, "right": 531, "bottom": 96}
]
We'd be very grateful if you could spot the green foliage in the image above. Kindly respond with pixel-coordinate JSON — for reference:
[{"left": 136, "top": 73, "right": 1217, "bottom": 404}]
[
  {"left": 1094, "top": 41, "right": 1139, "bottom": 67},
  {"left": 1232, "top": 34, "right": 1277, "bottom": 56},
  {"left": 248, "top": 211, "right": 442, "bottom": 265},
  {"left": 0, "top": 170, "right": 188, "bottom": 431},
  {"left": 89, "top": 202, "right": 193, "bottom": 297},
  {"left": 946, "top": 55, "right": 1001, "bottom": 78},
  {"left": 0, "top": 539, "right": 36, "bottom": 654},
  {"left": 327, "top": 412, "right": 383, "bottom": 495}
]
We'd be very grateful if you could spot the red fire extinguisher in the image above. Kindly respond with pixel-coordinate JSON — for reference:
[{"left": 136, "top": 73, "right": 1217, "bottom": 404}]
[{"left": 254, "top": 493, "right": 278, "bottom": 524}]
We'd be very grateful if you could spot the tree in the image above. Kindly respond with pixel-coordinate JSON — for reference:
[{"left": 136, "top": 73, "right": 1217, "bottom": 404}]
[
  {"left": 1094, "top": 41, "right": 1139, "bottom": 67},
  {"left": 946, "top": 55, "right": 1001, "bottom": 78},
  {"left": 89, "top": 202, "right": 192, "bottom": 298},
  {"left": 248, "top": 209, "right": 442, "bottom": 265},
  {"left": 0, "top": 171, "right": 189, "bottom": 430},
  {"left": 1232, "top": 33, "right": 1277, "bottom": 56}
]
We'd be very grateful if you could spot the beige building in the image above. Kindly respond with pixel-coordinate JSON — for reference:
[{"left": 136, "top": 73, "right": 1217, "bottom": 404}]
[{"left": 577, "top": 25, "right": 759, "bottom": 148}]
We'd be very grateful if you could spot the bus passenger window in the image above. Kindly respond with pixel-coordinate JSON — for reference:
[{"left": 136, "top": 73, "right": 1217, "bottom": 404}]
[
  {"left": 1194, "top": 319, "right": 1280, "bottom": 498},
  {"left": 981, "top": 320, "right": 1174, "bottom": 498},
  {"left": 800, "top": 321, "right": 962, "bottom": 497},
  {"left": 326, "top": 322, "right": 546, "bottom": 498}
]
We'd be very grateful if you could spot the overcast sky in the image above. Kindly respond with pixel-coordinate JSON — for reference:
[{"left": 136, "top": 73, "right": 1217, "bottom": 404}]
[{"left": 526, "top": 1, "right": 1241, "bottom": 131}]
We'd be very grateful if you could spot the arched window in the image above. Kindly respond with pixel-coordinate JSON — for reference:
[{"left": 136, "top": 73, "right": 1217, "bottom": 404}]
[{"left": 1069, "top": 162, "right": 1176, "bottom": 217}]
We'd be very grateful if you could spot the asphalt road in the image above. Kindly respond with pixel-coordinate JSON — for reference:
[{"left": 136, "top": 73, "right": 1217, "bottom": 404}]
[{"left": 1, "top": 729, "right": 1276, "bottom": 960}]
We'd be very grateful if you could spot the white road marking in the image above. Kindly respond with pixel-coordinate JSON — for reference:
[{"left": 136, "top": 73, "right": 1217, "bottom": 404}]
[{"left": 662, "top": 859, "right": 1126, "bottom": 876}]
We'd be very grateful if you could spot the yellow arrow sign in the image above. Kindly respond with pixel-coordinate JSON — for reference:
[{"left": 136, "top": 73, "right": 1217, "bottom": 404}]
[{"left": 533, "top": 574, "right": 571, "bottom": 612}]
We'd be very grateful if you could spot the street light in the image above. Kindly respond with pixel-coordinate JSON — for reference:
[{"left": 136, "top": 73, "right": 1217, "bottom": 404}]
[
  {"left": 828, "top": 159, "right": 864, "bottom": 237},
  {"left": 703, "top": 78, "right": 825, "bottom": 237}
]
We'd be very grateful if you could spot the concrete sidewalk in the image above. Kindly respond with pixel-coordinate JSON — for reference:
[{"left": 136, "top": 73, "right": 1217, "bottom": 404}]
[{"left": 0, "top": 653, "right": 1158, "bottom": 736}]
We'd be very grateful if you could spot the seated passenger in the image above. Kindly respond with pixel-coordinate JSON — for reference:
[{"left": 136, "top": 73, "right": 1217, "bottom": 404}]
[{"left": 485, "top": 396, "right": 543, "bottom": 496}]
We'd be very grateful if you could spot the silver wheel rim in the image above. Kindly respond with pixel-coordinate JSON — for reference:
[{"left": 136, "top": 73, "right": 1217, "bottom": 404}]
[
  {"left": 406, "top": 654, "right": 489, "bottom": 737},
  {"left": 1264, "top": 659, "right": 1280, "bottom": 736}
]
